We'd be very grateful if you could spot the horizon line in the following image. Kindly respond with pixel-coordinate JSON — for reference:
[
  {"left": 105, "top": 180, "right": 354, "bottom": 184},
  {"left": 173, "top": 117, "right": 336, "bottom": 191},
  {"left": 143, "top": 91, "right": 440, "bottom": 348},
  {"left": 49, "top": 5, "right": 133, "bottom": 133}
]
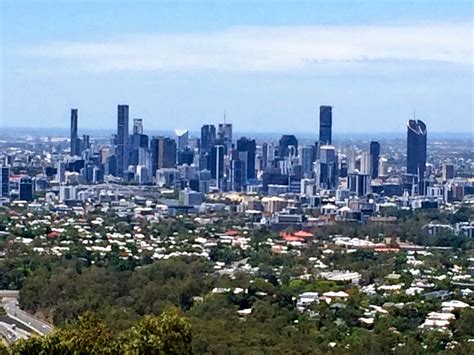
[{"left": 0, "top": 126, "right": 472, "bottom": 137}]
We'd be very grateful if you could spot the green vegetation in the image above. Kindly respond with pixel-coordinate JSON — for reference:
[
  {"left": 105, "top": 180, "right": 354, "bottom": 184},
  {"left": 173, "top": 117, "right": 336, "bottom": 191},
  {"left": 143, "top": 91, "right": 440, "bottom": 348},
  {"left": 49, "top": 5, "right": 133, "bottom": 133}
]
[
  {"left": 0, "top": 206, "right": 473, "bottom": 353},
  {"left": 4, "top": 309, "right": 191, "bottom": 354}
]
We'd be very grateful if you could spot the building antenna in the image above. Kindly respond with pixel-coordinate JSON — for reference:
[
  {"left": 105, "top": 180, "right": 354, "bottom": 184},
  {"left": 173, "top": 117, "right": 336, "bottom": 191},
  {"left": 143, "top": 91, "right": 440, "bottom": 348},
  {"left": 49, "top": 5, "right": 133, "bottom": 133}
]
[
  {"left": 413, "top": 107, "right": 416, "bottom": 120},
  {"left": 223, "top": 110, "right": 226, "bottom": 124}
]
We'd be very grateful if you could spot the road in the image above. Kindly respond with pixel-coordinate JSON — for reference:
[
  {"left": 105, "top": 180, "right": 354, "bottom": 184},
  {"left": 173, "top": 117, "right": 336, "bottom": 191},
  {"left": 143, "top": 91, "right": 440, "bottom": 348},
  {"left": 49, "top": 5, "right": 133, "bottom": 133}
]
[
  {"left": 4, "top": 301, "right": 53, "bottom": 336},
  {"left": 0, "top": 321, "right": 30, "bottom": 345}
]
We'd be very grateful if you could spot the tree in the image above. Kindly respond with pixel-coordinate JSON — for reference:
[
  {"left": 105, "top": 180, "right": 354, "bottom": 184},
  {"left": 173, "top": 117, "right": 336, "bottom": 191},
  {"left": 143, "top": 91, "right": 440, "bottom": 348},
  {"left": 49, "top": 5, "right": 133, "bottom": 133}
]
[
  {"left": 456, "top": 308, "right": 474, "bottom": 338},
  {"left": 10, "top": 312, "right": 113, "bottom": 354},
  {"left": 8, "top": 310, "right": 192, "bottom": 354},
  {"left": 118, "top": 309, "right": 192, "bottom": 354}
]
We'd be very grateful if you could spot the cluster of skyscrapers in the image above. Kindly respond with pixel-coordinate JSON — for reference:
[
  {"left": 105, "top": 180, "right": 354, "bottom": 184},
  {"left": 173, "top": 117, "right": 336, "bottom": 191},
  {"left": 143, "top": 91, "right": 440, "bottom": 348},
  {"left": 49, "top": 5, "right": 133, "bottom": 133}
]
[
  {"left": 56, "top": 104, "right": 428, "bottom": 197},
  {"left": 0, "top": 104, "right": 430, "bottom": 202}
]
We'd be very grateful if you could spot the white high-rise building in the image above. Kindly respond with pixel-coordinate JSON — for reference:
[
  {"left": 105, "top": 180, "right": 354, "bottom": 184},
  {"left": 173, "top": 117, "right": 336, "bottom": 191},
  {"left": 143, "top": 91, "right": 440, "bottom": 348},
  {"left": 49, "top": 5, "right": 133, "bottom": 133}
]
[
  {"left": 347, "top": 146, "right": 357, "bottom": 173},
  {"left": 359, "top": 152, "right": 371, "bottom": 175},
  {"left": 378, "top": 156, "right": 388, "bottom": 177},
  {"left": 133, "top": 118, "right": 143, "bottom": 135},
  {"left": 136, "top": 165, "right": 149, "bottom": 185}
]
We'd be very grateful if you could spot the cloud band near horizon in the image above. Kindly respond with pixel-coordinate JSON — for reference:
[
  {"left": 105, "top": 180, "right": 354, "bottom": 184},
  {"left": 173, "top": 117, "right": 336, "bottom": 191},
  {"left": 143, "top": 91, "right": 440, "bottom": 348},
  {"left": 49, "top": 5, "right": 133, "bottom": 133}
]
[{"left": 18, "top": 22, "right": 473, "bottom": 72}]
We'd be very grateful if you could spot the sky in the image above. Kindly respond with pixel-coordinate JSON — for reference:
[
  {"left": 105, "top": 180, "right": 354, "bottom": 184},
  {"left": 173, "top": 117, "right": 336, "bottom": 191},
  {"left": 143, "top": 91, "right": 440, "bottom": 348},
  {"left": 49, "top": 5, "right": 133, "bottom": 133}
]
[{"left": 1, "top": 0, "right": 473, "bottom": 134}]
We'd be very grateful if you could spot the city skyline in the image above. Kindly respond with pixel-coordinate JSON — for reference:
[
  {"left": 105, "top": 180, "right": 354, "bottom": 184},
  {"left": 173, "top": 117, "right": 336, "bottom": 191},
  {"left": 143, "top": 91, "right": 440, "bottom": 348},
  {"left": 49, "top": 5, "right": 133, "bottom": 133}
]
[
  {"left": 1, "top": 2, "right": 473, "bottom": 351},
  {"left": 1, "top": 1, "right": 473, "bottom": 133}
]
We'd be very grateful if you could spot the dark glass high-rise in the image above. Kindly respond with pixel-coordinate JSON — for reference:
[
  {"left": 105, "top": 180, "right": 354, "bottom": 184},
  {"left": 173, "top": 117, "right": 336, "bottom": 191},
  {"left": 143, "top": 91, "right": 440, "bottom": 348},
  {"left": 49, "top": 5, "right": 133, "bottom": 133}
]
[
  {"left": 200, "top": 125, "right": 216, "bottom": 154},
  {"left": 406, "top": 119, "right": 427, "bottom": 192},
  {"left": 70, "top": 109, "right": 80, "bottom": 156},
  {"left": 116, "top": 105, "right": 129, "bottom": 177},
  {"left": 319, "top": 105, "right": 332, "bottom": 145},
  {"left": 236, "top": 137, "right": 257, "bottom": 180},
  {"left": 369, "top": 141, "right": 380, "bottom": 179}
]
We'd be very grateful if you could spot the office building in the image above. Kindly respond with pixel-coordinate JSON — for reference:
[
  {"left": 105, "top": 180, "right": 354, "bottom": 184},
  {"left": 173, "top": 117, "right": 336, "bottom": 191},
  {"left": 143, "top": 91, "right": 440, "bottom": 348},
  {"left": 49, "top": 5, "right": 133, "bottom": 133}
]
[
  {"left": 200, "top": 124, "right": 216, "bottom": 153},
  {"left": 117, "top": 105, "right": 130, "bottom": 177},
  {"left": 175, "top": 129, "right": 189, "bottom": 151},
  {"left": 261, "top": 143, "right": 269, "bottom": 170},
  {"left": 130, "top": 127, "right": 149, "bottom": 167},
  {"left": 178, "top": 148, "right": 194, "bottom": 165},
  {"left": 299, "top": 145, "right": 316, "bottom": 175},
  {"left": 136, "top": 165, "right": 150, "bottom": 184},
  {"left": 70, "top": 109, "right": 81, "bottom": 156},
  {"left": 315, "top": 145, "right": 337, "bottom": 189},
  {"left": 230, "top": 157, "right": 246, "bottom": 192},
  {"left": 348, "top": 172, "right": 371, "bottom": 196},
  {"left": 133, "top": 119, "right": 143, "bottom": 135},
  {"left": 407, "top": 119, "right": 427, "bottom": 191},
  {"left": 360, "top": 152, "right": 371, "bottom": 175},
  {"left": 347, "top": 146, "right": 357, "bottom": 174},
  {"left": 0, "top": 165, "right": 10, "bottom": 197},
  {"left": 218, "top": 123, "right": 232, "bottom": 152},
  {"left": 236, "top": 137, "right": 256, "bottom": 180},
  {"left": 278, "top": 135, "right": 298, "bottom": 158},
  {"left": 181, "top": 188, "right": 204, "bottom": 206},
  {"left": 378, "top": 156, "right": 388, "bottom": 177},
  {"left": 442, "top": 163, "right": 454, "bottom": 181},
  {"left": 369, "top": 141, "right": 380, "bottom": 179},
  {"left": 156, "top": 168, "right": 179, "bottom": 188},
  {"left": 19, "top": 176, "right": 33, "bottom": 201},
  {"left": 210, "top": 145, "right": 225, "bottom": 188},
  {"left": 82, "top": 134, "right": 90, "bottom": 152},
  {"left": 155, "top": 137, "right": 177, "bottom": 169},
  {"left": 56, "top": 161, "right": 66, "bottom": 183},
  {"left": 319, "top": 105, "right": 332, "bottom": 145}
]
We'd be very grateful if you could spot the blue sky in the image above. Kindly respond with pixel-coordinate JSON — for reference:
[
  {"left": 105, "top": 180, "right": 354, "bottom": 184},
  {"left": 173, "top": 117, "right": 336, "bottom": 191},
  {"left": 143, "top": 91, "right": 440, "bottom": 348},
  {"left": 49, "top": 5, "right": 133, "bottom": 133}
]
[{"left": 1, "top": 0, "right": 473, "bottom": 134}]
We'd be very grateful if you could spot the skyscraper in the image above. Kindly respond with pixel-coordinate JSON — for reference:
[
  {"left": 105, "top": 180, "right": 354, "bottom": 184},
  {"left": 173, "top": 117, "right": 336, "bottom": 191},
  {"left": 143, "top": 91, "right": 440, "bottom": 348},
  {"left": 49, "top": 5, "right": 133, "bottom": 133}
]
[
  {"left": 348, "top": 172, "right": 371, "bottom": 196},
  {"left": 0, "top": 165, "right": 10, "bottom": 198},
  {"left": 56, "top": 161, "right": 66, "bottom": 183},
  {"left": 299, "top": 145, "right": 316, "bottom": 176},
  {"left": 70, "top": 109, "right": 80, "bottom": 156},
  {"left": 369, "top": 141, "right": 380, "bottom": 179},
  {"left": 359, "top": 152, "right": 371, "bottom": 175},
  {"left": 210, "top": 145, "right": 225, "bottom": 189},
  {"left": 319, "top": 105, "right": 332, "bottom": 145},
  {"left": 407, "top": 119, "right": 427, "bottom": 191},
  {"left": 117, "top": 105, "right": 130, "bottom": 177},
  {"left": 315, "top": 145, "right": 337, "bottom": 189},
  {"left": 19, "top": 176, "right": 33, "bottom": 202},
  {"left": 236, "top": 137, "right": 257, "bottom": 181},
  {"left": 218, "top": 123, "right": 232, "bottom": 152},
  {"left": 133, "top": 119, "right": 143, "bottom": 135},
  {"left": 175, "top": 129, "right": 189, "bottom": 151},
  {"left": 347, "top": 146, "right": 357, "bottom": 174},
  {"left": 278, "top": 135, "right": 298, "bottom": 158},
  {"left": 200, "top": 124, "right": 216, "bottom": 153},
  {"left": 156, "top": 137, "right": 177, "bottom": 169},
  {"left": 261, "top": 143, "right": 268, "bottom": 170},
  {"left": 82, "top": 134, "right": 90, "bottom": 152},
  {"left": 442, "top": 163, "right": 454, "bottom": 181}
]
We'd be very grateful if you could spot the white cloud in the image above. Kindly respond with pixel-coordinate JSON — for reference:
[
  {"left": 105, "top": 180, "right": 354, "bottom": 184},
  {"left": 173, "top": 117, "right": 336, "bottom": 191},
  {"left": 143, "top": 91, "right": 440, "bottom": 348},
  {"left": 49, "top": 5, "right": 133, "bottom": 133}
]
[{"left": 20, "top": 23, "right": 473, "bottom": 72}]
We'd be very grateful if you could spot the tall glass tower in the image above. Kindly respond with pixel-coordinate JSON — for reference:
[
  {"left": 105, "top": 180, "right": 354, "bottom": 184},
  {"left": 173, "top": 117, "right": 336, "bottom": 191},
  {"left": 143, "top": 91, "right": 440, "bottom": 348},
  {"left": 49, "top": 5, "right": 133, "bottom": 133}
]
[
  {"left": 407, "top": 119, "right": 427, "bottom": 192},
  {"left": 319, "top": 105, "right": 332, "bottom": 145},
  {"left": 117, "top": 105, "right": 130, "bottom": 177},
  {"left": 369, "top": 141, "right": 380, "bottom": 179},
  {"left": 70, "top": 109, "right": 79, "bottom": 156}
]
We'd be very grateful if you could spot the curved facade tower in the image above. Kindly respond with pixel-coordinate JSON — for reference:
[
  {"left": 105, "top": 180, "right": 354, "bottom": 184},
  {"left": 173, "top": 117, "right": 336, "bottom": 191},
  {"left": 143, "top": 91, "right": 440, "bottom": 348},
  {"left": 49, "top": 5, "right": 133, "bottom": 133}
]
[{"left": 407, "top": 119, "right": 427, "bottom": 191}]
